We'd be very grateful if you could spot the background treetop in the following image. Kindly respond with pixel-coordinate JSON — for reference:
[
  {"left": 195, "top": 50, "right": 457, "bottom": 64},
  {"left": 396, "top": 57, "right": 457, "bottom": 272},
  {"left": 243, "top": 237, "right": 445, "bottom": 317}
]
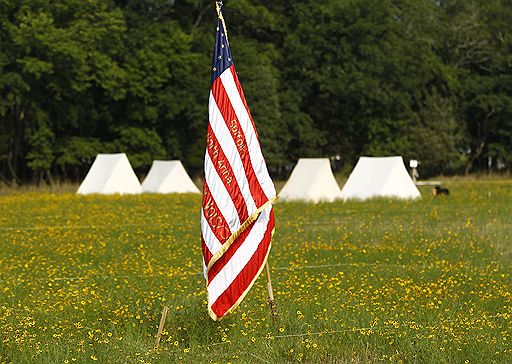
[{"left": 1, "top": 0, "right": 511, "bottom": 184}]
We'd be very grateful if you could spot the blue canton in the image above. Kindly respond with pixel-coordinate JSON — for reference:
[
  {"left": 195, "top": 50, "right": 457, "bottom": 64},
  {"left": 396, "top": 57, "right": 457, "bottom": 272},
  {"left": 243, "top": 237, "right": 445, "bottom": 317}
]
[{"left": 211, "top": 17, "right": 234, "bottom": 83}]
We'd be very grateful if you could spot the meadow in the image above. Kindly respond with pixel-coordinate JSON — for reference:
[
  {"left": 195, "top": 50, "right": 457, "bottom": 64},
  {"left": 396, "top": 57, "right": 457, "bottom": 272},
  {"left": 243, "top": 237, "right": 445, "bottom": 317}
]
[{"left": 0, "top": 179, "right": 511, "bottom": 363}]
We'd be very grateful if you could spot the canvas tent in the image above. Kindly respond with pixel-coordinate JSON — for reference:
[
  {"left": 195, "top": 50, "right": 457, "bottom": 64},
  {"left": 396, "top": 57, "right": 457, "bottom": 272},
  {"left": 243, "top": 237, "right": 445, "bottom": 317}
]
[
  {"left": 279, "top": 158, "right": 342, "bottom": 203},
  {"left": 340, "top": 156, "right": 421, "bottom": 200},
  {"left": 142, "top": 160, "right": 200, "bottom": 194},
  {"left": 77, "top": 153, "right": 142, "bottom": 195}
]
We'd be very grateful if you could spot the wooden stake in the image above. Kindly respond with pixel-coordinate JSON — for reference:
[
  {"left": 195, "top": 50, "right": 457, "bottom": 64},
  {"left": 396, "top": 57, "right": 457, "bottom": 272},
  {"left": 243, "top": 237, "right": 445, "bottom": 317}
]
[
  {"left": 265, "top": 262, "right": 278, "bottom": 321},
  {"left": 154, "top": 305, "right": 169, "bottom": 350}
]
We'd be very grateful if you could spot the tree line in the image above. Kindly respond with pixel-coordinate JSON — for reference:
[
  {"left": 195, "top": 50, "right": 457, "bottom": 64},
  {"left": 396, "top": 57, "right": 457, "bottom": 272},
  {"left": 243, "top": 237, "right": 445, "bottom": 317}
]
[{"left": 1, "top": 0, "right": 511, "bottom": 184}]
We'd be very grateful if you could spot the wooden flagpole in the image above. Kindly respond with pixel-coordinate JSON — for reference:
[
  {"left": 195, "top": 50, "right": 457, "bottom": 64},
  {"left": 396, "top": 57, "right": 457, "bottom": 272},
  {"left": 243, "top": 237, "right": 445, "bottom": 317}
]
[{"left": 266, "top": 261, "right": 278, "bottom": 321}]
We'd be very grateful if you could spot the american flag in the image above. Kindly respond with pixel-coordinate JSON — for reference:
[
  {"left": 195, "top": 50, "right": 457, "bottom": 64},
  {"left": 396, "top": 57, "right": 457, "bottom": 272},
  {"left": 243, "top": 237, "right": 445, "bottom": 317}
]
[{"left": 201, "top": 3, "right": 277, "bottom": 321}]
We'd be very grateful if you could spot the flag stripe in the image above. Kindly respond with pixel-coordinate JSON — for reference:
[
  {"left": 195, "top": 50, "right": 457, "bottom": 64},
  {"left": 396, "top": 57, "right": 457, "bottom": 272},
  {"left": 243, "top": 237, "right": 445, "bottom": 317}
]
[
  {"left": 201, "top": 236, "right": 214, "bottom": 271},
  {"left": 230, "top": 66, "right": 259, "bottom": 138},
  {"left": 210, "top": 209, "right": 275, "bottom": 317},
  {"left": 207, "top": 205, "right": 273, "bottom": 306},
  {"left": 203, "top": 152, "right": 241, "bottom": 233},
  {"left": 220, "top": 68, "right": 276, "bottom": 201},
  {"left": 201, "top": 181, "right": 232, "bottom": 246},
  {"left": 206, "top": 122, "right": 248, "bottom": 223},
  {"left": 201, "top": 208, "right": 223, "bottom": 257},
  {"left": 211, "top": 76, "right": 266, "bottom": 208},
  {"left": 202, "top": 256, "right": 208, "bottom": 280},
  {"left": 208, "top": 91, "right": 257, "bottom": 214}
]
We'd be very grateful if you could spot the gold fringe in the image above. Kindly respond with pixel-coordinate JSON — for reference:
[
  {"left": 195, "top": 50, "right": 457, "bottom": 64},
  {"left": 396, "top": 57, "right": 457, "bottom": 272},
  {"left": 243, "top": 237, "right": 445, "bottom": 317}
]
[{"left": 206, "top": 196, "right": 278, "bottom": 272}]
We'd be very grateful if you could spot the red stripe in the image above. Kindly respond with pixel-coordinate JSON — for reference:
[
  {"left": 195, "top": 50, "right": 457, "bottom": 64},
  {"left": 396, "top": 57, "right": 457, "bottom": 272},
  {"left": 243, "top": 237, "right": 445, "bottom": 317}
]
[
  {"left": 206, "top": 124, "right": 248, "bottom": 223},
  {"left": 230, "top": 66, "right": 260, "bottom": 143},
  {"left": 210, "top": 209, "right": 275, "bottom": 318},
  {"left": 201, "top": 237, "right": 213, "bottom": 266},
  {"left": 211, "top": 74, "right": 266, "bottom": 208},
  {"left": 201, "top": 182, "right": 231, "bottom": 244}
]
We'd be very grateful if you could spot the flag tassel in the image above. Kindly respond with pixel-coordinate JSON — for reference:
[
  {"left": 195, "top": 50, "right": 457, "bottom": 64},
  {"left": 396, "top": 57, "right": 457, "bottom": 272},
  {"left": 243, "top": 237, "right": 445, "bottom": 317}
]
[{"left": 265, "top": 262, "right": 278, "bottom": 321}]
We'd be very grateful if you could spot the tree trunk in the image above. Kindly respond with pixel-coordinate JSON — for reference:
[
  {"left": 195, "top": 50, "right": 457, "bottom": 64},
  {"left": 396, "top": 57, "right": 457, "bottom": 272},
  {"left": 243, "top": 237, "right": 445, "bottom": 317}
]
[
  {"left": 46, "top": 170, "right": 54, "bottom": 187},
  {"left": 6, "top": 152, "right": 19, "bottom": 186},
  {"left": 9, "top": 105, "right": 25, "bottom": 185},
  {"left": 0, "top": 170, "right": 10, "bottom": 185},
  {"left": 192, "top": 1, "right": 210, "bottom": 29},
  {"left": 464, "top": 141, "right": 485, "bottom": 176}
]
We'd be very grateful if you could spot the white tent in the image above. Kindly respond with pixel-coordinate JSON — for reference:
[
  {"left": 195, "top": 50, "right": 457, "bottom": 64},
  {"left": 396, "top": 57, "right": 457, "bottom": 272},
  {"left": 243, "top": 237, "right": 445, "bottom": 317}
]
[
  {"left": 142, "top": 160, "right": 200, "bottom": 194},
  {"left": 77, "top": 153, "right": 142, "bottom": 195},
  {"left": 340, "top": 156, "right": 421, "bottom": 200},
  {"left": 279, "top": 158, "right": 342, "bottom": 203}
]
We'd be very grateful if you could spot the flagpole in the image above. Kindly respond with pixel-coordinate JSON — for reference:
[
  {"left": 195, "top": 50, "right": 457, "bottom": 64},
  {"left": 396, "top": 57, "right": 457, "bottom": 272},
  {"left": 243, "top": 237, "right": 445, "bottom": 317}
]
[{"left": 266, "top": 261, "right": 278, "bottom": 321}]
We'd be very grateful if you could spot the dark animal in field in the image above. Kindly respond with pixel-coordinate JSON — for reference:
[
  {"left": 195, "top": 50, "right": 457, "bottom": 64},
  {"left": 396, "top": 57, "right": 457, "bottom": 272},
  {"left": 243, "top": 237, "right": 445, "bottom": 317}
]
[{"left": 432, "top": 185, "right": 449, "bottom": 196}]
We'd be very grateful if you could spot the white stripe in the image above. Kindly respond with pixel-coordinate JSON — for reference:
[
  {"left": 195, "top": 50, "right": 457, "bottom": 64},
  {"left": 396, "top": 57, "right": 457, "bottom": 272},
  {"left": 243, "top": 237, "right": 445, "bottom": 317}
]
[
  {"left": 207, "top": 205, "right": 271, "bottom": 306},
  {"left": 209, "top": 92, "right": 257, "bottom": 215},
  {"left": 204, "top": 152, "right": 241, "bottom": 232},
  {"left": 202, "top": 257, "right": 207, "bottom": 280},
  {"left": 201, "top": 209, "right": 223, "bottom": 256},
  {"left": 219, "top": 70, "right": 276, "bottom": 201}
]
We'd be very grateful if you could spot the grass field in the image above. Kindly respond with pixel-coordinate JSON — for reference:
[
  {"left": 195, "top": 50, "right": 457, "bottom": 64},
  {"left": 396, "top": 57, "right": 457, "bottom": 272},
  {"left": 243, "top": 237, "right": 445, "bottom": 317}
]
[{"left": 0, "top": 180, "right": 511, "bottom": 363}]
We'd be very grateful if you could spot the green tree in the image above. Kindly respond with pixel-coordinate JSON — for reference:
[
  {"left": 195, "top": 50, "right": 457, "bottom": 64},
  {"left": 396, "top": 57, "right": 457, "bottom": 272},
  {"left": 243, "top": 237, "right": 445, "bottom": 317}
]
[
  {"left": 1, "top": 0, "right": 512, "bottom": 182},
  {"left": 112, "top": 127, "right": 166, "bottom": 171},
  {"left": 438, "top": 0, "right": 512, "bottom": 174},
  {"left": 55, "top": 137, "right": 104, "bottom": 181},
  {"left": 0, "top": 0, "right": 128, "bottom": 183},
  {"left": 25, "top": 117, "right": 55, "bottom": 183},
  {"left": 407, "top": 93, "right": 466, "bottom": 176},
  {"left": 278, "top": 0, "right": 454, "bottom": 173}
]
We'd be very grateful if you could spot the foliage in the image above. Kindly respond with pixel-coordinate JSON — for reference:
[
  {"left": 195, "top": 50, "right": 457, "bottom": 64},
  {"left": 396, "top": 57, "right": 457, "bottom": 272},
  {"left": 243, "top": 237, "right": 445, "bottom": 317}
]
[
  {"left": 25, "top": 119, "right": 55, "bottom": 176},
  {"left": 55, "top": 137, "right": 105, "bottom": 180},
  {"left": 112, "top": 127, "right": 166, "bottom": 170},
  {"left": 1, "top": 0, "right": 511, "bottom": 183},
  {"left": 407, "top": 92, "right": 466, "bottom": 176}
]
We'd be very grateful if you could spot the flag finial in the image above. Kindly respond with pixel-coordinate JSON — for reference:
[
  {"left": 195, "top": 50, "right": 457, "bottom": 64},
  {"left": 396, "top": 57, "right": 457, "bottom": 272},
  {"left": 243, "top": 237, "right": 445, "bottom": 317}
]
[{"left": 215, "top": 1, "right": 229, "bottom": 46}]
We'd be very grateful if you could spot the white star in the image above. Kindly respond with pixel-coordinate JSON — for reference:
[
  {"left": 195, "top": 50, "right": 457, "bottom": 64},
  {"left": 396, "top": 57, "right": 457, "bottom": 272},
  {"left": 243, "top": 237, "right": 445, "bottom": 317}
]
[
  {"left": 228, "top": 58, "right": 231, "bottom": 62},
  {"left": 216, "top": 26, "right": 219, "bottom": 31},
  {"left": 221, "top": 44, "right": 224, "bottom": 49},
  {"left": 213, "top": 67, "right": 217, "bottom": 71},
  {"left": 218, "top": 55, "right": 222, "bottom": 60}
]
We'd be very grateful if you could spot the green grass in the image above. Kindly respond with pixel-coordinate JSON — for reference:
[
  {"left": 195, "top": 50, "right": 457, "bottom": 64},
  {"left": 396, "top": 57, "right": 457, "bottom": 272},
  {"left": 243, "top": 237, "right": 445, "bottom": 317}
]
[{"left": 0, "top": 180, "right": 511, "bottom": 363}]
